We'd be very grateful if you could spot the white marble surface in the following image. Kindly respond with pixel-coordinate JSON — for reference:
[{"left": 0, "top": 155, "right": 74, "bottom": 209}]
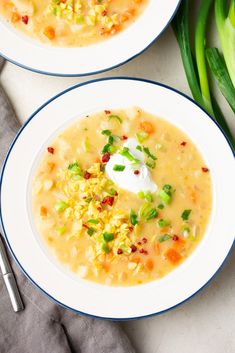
[{"left": 1, "top": 26, "right": 235, "bottom": 353}]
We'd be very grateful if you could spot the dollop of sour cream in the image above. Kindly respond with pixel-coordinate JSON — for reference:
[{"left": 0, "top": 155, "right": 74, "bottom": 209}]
[{"left": 105, "top": 138, "right": 157, "bottom": 194}]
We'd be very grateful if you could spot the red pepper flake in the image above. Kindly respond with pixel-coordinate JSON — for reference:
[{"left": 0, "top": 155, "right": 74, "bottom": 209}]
[
  {"left": 47, "top": 147, "right": 54, "bottom": 154},
  {"left": 202, "top": 167, "right": 209, "bottom": 173},
  {"left": 82, "top": 224, "right": 89, "bottom": 229},
  {"left": 180, "top": 141, "right": 187, "bottom": 146},
  {"left": 130, "top": 245, "right": 137, "bottom": 253},
  {"left": 122, "top": 135, "right": 128, "bottom": 140},
  {"left": 137, "top": 241, "right": 142, "bottom": 245},
  {"left": 22, "top": 15, "right": 29, "bottom": 24},
  {"left": 142, "top": 237, "right": 147, "bottom": 244},
  {"left": 128, "top": 226, "right": 134, "bottom": 232},
  {"left": 101, "top": 10, "right": 107, "bottom": 16},
  {"left": 134, "top": 170, "right": 140, "bottom": 175},
  {"left": 104, "top": 110, "right": 111, "bottom": 115},
  {"left": 117, "top": 248, "right": 123, "bottom": 255},
  {"left": 84, "top": 171, "right": 91, "bottom": 179},
  {"left": 140, "top": 248, "right": 148, "bottom": 255},
  {"left": 97, "top": 206, "right": 102, "bottom": 212},
  {"left": 102, "top": 196, "right": 114, "bottom": 206},
  {"left": 102, "top": 152, "right": 110, "bottom": 163},
  {"left": 172, "top": 235, "right": 179, "bottom": 241}
]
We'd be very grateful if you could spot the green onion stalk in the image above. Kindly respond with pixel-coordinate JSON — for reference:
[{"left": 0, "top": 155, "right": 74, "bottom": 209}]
[
  {"left": 172, "top": 0, "right": 235, "bottom": 150},
  {"left": 215, "top": 0, "right": 235, "bottom": 87}
]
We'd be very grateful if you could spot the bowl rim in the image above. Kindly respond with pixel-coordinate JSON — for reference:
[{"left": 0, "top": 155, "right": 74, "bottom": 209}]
[
  {"left": 0, "top": 76, "right": 234, "bottom": 321},
  {"left": 0, "top": 0, "right": 181, "bottom": 77}
]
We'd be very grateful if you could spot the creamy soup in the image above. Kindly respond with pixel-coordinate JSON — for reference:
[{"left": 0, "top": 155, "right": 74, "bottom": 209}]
[
  {"left": 32, "top": 108, "right": 212, "bottom": 286},
  {"left": 0, "top": 0, "right": 148, "bottom": 46}
]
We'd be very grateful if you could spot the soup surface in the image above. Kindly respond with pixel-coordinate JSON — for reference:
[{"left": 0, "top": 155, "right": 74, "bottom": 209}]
[
  {"left": 0, "top": 0, "right": 148, "bottom": 47},
  {"left": 32, "top": 108, "right": 212, "bottom": 286}
]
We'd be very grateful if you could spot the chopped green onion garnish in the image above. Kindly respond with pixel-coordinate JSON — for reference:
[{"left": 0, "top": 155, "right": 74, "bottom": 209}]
[
  {"left": 102, "top": 143, "right": 111, "bottom": 154},
  {"left": 108, "top": 114, "right": 122, "bottom": 123},
  {"left": 85, "top": 197, "right": 93, "bottom": 203},
  {"left": 87, "top": 228, "right": 95, "bottom": 236},
  {"left": 120, "top": 244, "right": 132, "bottom": 254},
  {"left": 136, "top": 131, "right": 149, "bottom": 143},
  {"left": 137, "top": 191, "right": 153, "bottom": 202},
  {"left": 101, "top": 130, "right": 111, "bottom": 136},
  {"left": 108, "top": 135, "right": 114, "bottom": 144},
  {"left": 159, "top": 234, "right": 172, "bottom": 243},
  {"left": 68, "top": 161, "right": 82, "bottom": 176},
  {"left": 146, "top": 160, "right": 156, "bottom": 169},
  {"left": 140, "top": 202, "right": 158, "bottom": 221},
  {"left": 130, "top": 209, "right": 138, "bottom": 226},
  {"left": 157, "top": 203, "right": 165, "bottom": 209},
  {"left": 107, "top": 188, "right": 117, "bottom": 196},
  {"left": 119, "top": 147, "right": 140, "bottom": 164},
  {"left": 181, "top": 209, "right": 192, "bottom": 221},
  {"left": 159, "top": 184, "right": 174, "bottom": 204},
  {"left": 87, "top": 219, "right": 99, "bottom": 224},
  {"left": 57, "top": 226, "right": 66, "bottom": 235},
  {"left": 102, "top": 144, "right": 118, "bottom": 155},
  {"left": 103, "top": 232, "right": 114, "bottom": 242},
  {"left": 143, "top": 146, "right": 157, "bottom": 160},
  {"left": 54, "top": 201, "right": 68, "bottom": 213},
  {"left": 102, "top": 242, "right": 110, "bottom": 254},
  {"left": 136, "top": 145, "right": 143, "bottom": 151},
  {"left": 158, "top": 219, "right": 170, "bottom": 227},
  {"left": 137, "top": 191, "right": 145, "bottom": 199},
  {"left": 113, "top": 164, "right": 125, "bottom": 172}
]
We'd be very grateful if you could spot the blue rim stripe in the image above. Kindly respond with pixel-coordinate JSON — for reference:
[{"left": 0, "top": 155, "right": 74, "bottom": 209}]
[
  {"left": 0, "top": 77, "right": 234, "bottom": 321},
  {"left": 0, "top": 1, "right": 181, "bottom": 77}
]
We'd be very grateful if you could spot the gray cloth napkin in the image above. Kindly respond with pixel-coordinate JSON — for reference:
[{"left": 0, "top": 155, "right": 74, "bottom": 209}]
[{"left": 0, "top": 57, "right": 135, "bottom": 353}]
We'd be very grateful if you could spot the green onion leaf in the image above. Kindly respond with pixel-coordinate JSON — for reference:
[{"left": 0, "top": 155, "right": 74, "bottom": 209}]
[
  {"left": 85, "top": 197, "right": 93, "bottom": 203},
  {"left": 108, "top": 115, "right": 122, "bottom": 123},
  {"left": 119, "top": 147, "right": 140, "bottom": 164},
  {"left": 130, "top": 209, "right": 138, "bottom": 226},
  {"left": 102, "top": 242, "right": 110, "bottom": 253},
  {"left": 107, "top": 188, "right": 117, "bottom": 196},
  {"left": 136, "top": 131, "right": 149, "bottom": 143},
  {"left": 101, "top": 129, "right": 111, "bottom": 136},
  {"left": 181, "top": 209, "right": 192, "bottom": 221},
  {"left": 87, "top": 228, "right": 95, "bottom": 236},
  {"left": 158, "top": 219, "right": 170, "bottom": 227},
  {"left": 143, "top": 146, "right": 157, "bottom": 160},
  {"left": 159, "top": 234, "right": 172, "bottom": 243},
  {"left": 113, "top": 164, "right": 125, "bottom": 172},
  {"left": 140, "top": 202, "right": 158, "bottom": 221},
  {"left": 157, "top": 203, "right": 165, "bottom": 209},
  {"left": 146, "top": 160, "right": 156, "bottom": 169},
  {"left": 136, "top": 145, "right": 143, "bottom": 151},
  {"left": 54, "top": 201, "right": 68, "bottom": 213},
  {"left": 103, "top": 232, "right": 115, "bottom": 242},
  {"left": 87, "top": 219, "right": 99, "bottom": 224},
  {"left": 68, "top": 161, "right": 82, "bottom": 176},
  {"left": 108, "top": 135, "right": 114, "bottom": 144}
]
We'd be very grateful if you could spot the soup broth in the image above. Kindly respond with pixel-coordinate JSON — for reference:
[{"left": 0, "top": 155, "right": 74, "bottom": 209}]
[
  {"left": 32, "top": 108, "right": 212, "bottom": 286},
  {"left": 0, "top": 0, "right": 148, "bottom": 46}
]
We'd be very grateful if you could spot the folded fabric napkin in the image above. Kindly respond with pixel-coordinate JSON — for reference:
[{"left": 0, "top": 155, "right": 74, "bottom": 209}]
[{"left": 0, "top": 57, "right": 135, "bottom": 353}]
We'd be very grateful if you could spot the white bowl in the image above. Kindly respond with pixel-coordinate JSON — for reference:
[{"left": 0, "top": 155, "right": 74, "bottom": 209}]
[
  {"left": 1, "top": 77, "right": 234, "bottom": 320},
  {"left": 0, "top": 0, "right": 180, "bottom": 76}
]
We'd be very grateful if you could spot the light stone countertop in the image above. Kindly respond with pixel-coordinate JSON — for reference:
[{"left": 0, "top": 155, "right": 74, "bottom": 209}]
[{"left": 1, "top": 26, "right": 235, "bottom": 353}]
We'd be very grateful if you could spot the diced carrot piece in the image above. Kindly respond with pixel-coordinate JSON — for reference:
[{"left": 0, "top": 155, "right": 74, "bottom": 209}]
[
  {"left": 139, "top": 121, "right": 155, "bottom": 134},
  {"left": 160, "top": 227, "right": 170, "bottom": 234},
  {"left": 145, "top": 258, "right": 154, "bottom": 271},
  {"left": 165, "top": 248, "right": 182, "bottom": 264},
  {"left": 190, "top": 191, "right": 197, "bottom": 204},
  {"left": 47, "top": 162, "right": 55, "bottom": 172},
  {"left": 153, "top": 242, "right": 160, "bottom": 256},
  {"left": 110, "top": 24, "right": 121, "bottom": 35},
  {"left": 44, "top": 26, "right": 55, "bottom": 40},
  {"left": 11, "top": 12, "right": 20, "bottom": 23},
  {"left": 132, "top": 256, "right": 141, "bottom": 263},
  {"left": 102, "top": 262, "right": 110, "bottom": 273},
  {"left": 173, "top": 238, "right": 186, "bottom": 251},
  {"left": 40, "top": 206, "right": 48, "bottom": 217}
]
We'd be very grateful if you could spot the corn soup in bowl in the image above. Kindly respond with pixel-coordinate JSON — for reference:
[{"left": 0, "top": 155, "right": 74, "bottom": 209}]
[
  {"left": 0, "top": 0, "right": 181, "bottom": 75},
  {"left": 1, "top": 78, "right": 234, "bottom": 319}
]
